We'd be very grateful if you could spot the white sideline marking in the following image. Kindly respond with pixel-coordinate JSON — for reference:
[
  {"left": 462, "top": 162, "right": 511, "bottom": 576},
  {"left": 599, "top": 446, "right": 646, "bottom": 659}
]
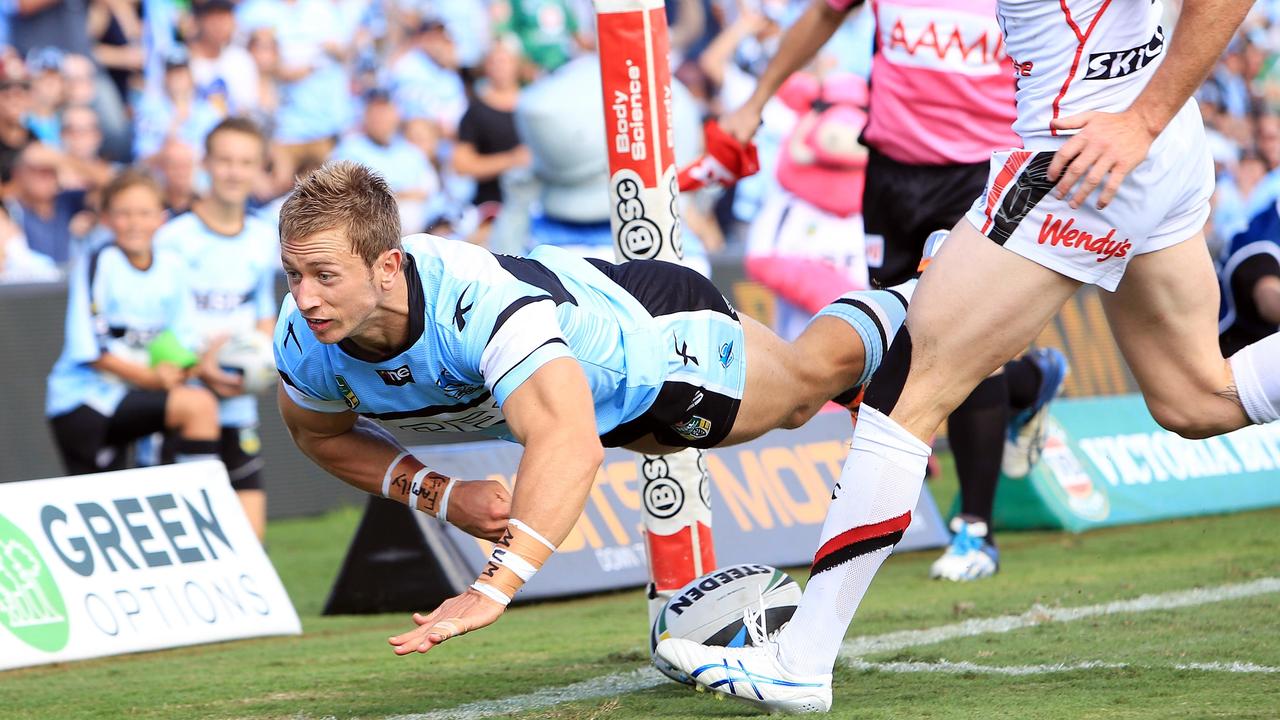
[
  {"left": 846, "top": 659, "right": 1280, "bottom": 675},
  {"left": 396, "top": 577, "right": 1280, "bottom": 720},
  {"left": 841, "top": 576, "right": 1280, "bottom": 657}
]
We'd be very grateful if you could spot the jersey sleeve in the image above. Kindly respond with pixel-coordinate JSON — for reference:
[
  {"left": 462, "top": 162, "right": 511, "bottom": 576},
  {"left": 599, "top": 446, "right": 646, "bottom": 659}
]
[
  {"left": 449, "top": 282, "right": 573, "bottom": 408},
  {"left": 273, "top": 295, "right": 349, "bottom": 413},
  {"left": 60, "top": 253, "right": 105, "bottom": 365}
]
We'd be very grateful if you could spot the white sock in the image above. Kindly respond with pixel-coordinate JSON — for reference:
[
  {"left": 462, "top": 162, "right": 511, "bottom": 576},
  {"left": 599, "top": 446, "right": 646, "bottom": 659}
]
[
  {"left": 1229, "top": 333, "right": 1280, "bottom": 424},
  {"left": 775, "top": 406, "right": 930, "bottom": 676}
]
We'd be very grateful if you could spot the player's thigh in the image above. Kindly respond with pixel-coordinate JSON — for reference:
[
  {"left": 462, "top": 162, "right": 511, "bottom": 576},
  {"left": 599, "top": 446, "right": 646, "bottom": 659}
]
[
  {"left": 1100, "top": 233, "right": 1247, "bottom": 437},
  {"left": 888, "top": 218, "right": 1081, "bottom": 436},
  {"left": 721, "top": 315, "right": 820, "bottom": 445}
]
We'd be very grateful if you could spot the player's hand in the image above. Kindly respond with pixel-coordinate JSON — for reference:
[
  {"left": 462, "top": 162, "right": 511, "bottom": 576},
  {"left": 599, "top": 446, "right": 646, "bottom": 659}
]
[
  {"left": 196, "top": 335, "right": 247, "bottom": 398},
  {"left": 389, "top": 588, "right": 506, "bottom": 655},
  {"left": 447, "top": 479, "right": 511, "bottom": 541},
  {"left": 153, "top": 362, "right": 186, "bottom": 390},
  {"left": 721, "top": 103, "right": 763, "bottom": 145},
  {"left": 1048, "top": 110, "right": 1156, "bottom": 210}
]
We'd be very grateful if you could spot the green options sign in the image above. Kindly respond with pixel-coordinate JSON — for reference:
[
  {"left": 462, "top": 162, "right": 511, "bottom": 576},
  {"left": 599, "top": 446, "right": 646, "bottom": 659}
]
[{"left": 993, "top": 395, "right": 1280, "bottom": 532}]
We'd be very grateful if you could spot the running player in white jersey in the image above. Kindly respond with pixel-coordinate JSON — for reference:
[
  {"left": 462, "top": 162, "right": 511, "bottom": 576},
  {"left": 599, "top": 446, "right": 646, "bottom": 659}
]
[
  {"left": 657, "top": 0, "right": 1280, "bottom": 712},
  {"left": 155, "top": 118, "right": 278, "bottom": 541},
  {"left": 273, "top": 161, "right": 920, "bottom": 658}
]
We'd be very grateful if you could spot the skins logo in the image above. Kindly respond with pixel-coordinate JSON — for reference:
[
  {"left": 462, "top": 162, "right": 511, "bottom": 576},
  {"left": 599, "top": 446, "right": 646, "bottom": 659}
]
[
  {"left": 1085, "top": 26, "right": 1163, "bottom": 80},
  {"left": 436, "top": 368, "right": 482, "bottom": 399},
  {"left": 334, "top": 375, "right": 359, "bottom": 409},
  {"left": 377, "top": 365, "right": 415, "bottom": 386},
  {"left": 673, "top": 335, "right": 698, "bottom": 367},
  {"left": 453, "top": 284, "right": 473, "bottom": 331},
  {"left": 673, "top": 415, "right": 711, "bottom": 441},
  {"left": 1038, "top": 214, "right": 1132, "bottom": 263}
]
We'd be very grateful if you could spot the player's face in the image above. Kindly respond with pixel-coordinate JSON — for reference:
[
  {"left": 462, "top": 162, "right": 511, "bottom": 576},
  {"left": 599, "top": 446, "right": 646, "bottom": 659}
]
[
  {"left": 107, "top": 185, "right": 166, "bottom": 259},
  {"left": 280, "top": 229, "right": 378, "bottom": 344},
  {"left": 205, "top": 131, "right": 265, "bottom": 207}
]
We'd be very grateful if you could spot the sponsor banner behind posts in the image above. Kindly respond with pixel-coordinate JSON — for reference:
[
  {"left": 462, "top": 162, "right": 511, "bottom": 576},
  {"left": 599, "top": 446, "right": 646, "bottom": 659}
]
[
  {"left": 417, "top": 412, "right": 949, "bottom": 602},
  {"left": 992, "top": 395, "right": 1280, "bottom": 532},
  {"left": 0, "top": 461, "right": 301, "bottom": 670}
]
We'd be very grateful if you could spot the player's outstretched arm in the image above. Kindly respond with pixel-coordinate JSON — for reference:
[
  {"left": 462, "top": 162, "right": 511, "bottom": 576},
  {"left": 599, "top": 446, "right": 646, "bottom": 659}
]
[
  {"left": 388, "top": 357, "right": 604, "bottom": 656},
  {"left": 277, "top": 386, "right": 510, "bottom": 540},
  {"left": 721, "top": 0, "right": 858, "bottom": 143},
  {"left": 1049, "top": 0, "right": 1254, "bottom": 209}
]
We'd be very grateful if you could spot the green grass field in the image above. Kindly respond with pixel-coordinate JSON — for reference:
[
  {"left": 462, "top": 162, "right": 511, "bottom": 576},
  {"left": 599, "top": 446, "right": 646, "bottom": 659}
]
[{"left": 3, "top": 465, "right": 1278, "bottom": 720}]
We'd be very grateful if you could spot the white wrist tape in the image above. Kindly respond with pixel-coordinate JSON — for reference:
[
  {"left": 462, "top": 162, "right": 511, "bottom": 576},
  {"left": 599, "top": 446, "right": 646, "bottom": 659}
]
[
  {"left": 491, "top": 545, "right": 538, "bottom": 581},
  {"left": 409, "top": 467, "right": 431, "bottom": 507},
  {"left": 436, "top": 477, "right": 458, "bottom": 524},
  {"left": 381, "top": 451, "right": 410, "bottom": 497},
  {"left": 470, "top": 581, "right": 512, "bottom": 606},
  {"left": 509, "top": 518, "right": 557, "bottom": 552}
]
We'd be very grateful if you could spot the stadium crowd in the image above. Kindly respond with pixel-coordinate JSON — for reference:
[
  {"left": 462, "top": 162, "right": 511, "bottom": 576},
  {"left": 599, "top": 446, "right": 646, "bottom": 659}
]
[
  {"left": 0, "top": 0, "right": 1276, "bottom": 274},
  {"left": 2, "top": 0, "right": 1279, "bottom": 555}
]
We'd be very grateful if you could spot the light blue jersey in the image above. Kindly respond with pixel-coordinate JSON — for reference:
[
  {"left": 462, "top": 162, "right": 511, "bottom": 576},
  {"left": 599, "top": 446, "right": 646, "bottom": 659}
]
[
  {"left": 155, "top": 211, "right": 279, "bottom": 427},
  {"left": 47, "top": 244, "right": 198, "bottom": 418},
  {"left": 274, "top": 234, "right": 698, "bottom": 442}
]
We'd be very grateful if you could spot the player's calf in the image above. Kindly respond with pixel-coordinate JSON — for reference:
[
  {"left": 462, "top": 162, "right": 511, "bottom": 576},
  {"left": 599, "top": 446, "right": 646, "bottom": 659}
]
[{"left": 164, "top": 386, "right": 221, "bottom": 463}]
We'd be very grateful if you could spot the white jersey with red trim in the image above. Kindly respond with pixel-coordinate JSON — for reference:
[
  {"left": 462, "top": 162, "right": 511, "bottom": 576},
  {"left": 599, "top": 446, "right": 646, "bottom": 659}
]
[{"left": 1001, "top": 0, "right": 1166, "bottom": 144}]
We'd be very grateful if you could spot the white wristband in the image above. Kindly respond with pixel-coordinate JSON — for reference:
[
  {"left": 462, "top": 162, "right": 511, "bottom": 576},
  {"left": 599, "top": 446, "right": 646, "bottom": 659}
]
[
  {"left": 408, "top": 467, "right": 431, "bottom": 509},
  {"left": 492, "top": 546, "right": 538, "bottom": 581},
  {"left": 470, "top": 581, "right": 512, "bottom": 606},
  {"left": 509, "top": 518, "right": 557, "bottom": 552},
  {"left": 381, "top": 451, "right": 410, "bottom": 497},
  {"left": 436, "top": 477, "right": 458, "bottom": 524}
]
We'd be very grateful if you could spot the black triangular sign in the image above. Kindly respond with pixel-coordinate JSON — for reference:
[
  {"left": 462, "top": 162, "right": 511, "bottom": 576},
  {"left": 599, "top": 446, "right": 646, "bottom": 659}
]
[{"left": 323, "top": 496, "right": 473, "bottom": 614}]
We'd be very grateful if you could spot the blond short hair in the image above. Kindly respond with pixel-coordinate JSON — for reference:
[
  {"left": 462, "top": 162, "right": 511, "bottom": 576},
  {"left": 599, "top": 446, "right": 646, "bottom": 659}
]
[{"left": 279, "top": 161, "right": 402, "bottom": 267}]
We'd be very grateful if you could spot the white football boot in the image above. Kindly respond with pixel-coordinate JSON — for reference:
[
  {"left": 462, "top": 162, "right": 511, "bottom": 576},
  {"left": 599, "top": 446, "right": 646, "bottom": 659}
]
[
  {"left": 929, "top": 515, "right": 999, "bottom": 582},
  {"left": 655, "top": 637, "right": 832, "bottom": 713}
]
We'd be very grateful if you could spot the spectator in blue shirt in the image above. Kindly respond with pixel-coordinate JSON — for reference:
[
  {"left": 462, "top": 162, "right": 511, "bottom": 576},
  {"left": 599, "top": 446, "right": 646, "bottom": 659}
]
[
  {"left": 332, "top": 89, "right": 440, "bottom": 235},
  {"left": 5, "top": 142, "right": 88, "bottom": 264}
]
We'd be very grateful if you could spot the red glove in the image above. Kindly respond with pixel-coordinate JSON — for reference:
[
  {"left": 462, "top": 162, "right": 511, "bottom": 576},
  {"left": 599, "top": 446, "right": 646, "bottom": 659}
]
[{"left": 677, "top": 119, "right": 761, "bottom": 192}]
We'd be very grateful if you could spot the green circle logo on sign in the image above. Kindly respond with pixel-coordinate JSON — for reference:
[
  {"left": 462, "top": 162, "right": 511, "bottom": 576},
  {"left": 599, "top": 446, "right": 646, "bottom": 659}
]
[{"left": 0, "top": 512, "right": 70, "bottom": 652}]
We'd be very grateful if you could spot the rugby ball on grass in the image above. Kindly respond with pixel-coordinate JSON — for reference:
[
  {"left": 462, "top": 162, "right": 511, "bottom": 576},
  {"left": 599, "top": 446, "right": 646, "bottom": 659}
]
[{"left": 650, "top": 563, "right": 801, "bottom": 684}]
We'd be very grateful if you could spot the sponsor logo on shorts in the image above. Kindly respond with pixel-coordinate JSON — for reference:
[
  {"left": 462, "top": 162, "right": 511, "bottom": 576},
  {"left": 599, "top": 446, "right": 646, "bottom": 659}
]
[
  {"left": 718, "top": 341, "right": 734, "bottom": 369},
  {"left": 674, "top": 415, "right": 712, "bottom": 441},
  {"left": 376, "top": 365, "right": 415, "bottom": 387},
  {"left": 238, "top": 426, "right": 262, "bottom": 456},
  {"left": 1085, "top": 26, "right": 1164, "bottom": 81},
  {"left": 1012, "top": 58, "right": 1034, "bottom": 77},
  {"left": 1038, "top": 214, "right": 1132, "bottom": 263},
  {"left": 673, "top": 334, "right": 699, "bottom": 366},
  {"left": 334, "top": 375, "right": 359, "bottom": 410}
]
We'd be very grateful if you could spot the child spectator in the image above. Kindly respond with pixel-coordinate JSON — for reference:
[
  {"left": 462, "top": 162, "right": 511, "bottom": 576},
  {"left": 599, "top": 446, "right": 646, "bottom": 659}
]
[{"left": 45, "top": 168, "right": 221, "bottom": 475}]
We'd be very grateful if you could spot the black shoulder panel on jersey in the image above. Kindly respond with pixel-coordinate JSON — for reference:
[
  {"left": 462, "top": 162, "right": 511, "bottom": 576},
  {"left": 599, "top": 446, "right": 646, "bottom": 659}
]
[{"left": 494, "top": 254, "right": 578, "bottom": 306}]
